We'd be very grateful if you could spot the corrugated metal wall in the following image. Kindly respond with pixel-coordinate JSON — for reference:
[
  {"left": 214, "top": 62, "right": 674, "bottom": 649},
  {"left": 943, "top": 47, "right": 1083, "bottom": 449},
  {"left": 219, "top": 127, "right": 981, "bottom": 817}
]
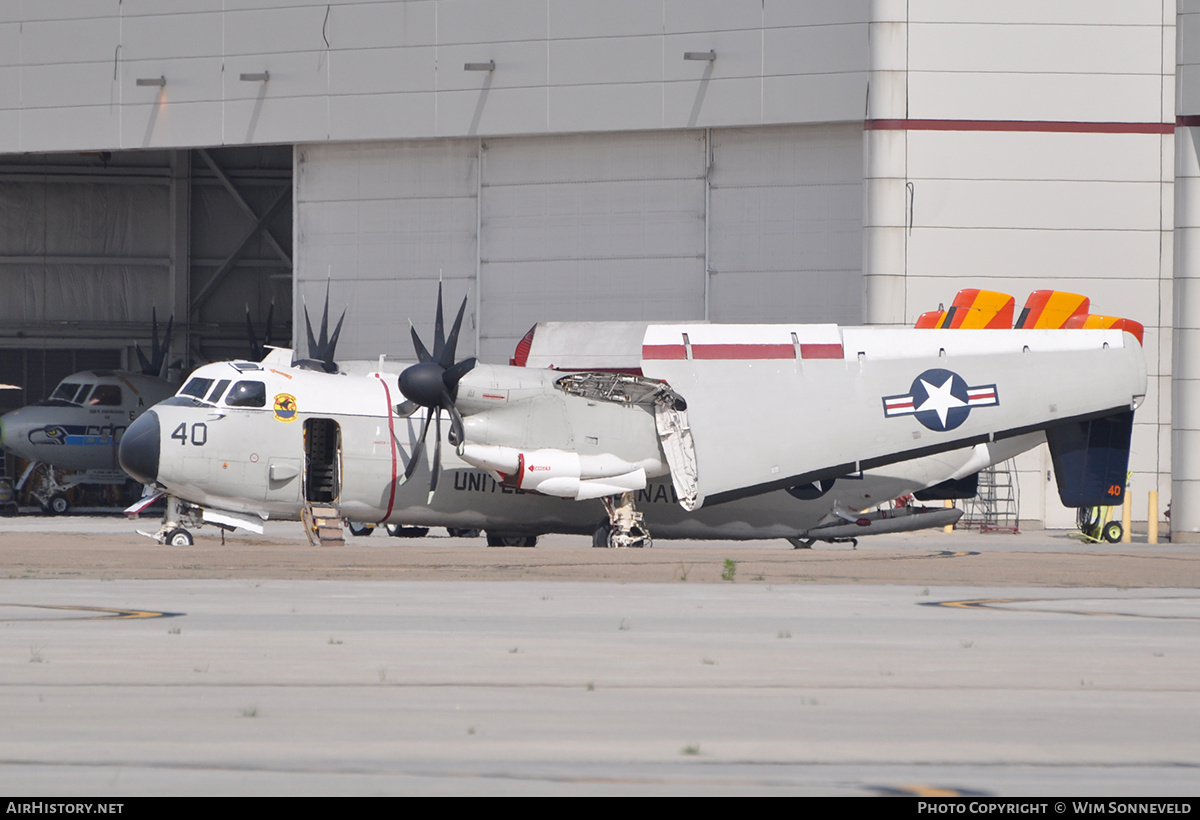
[{"left": 295, "top": 124, "right": 864, "bottom": 364}]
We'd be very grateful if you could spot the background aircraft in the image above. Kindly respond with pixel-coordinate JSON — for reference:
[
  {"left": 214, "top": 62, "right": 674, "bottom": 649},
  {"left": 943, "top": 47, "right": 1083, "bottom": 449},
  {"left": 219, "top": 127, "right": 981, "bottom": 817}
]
[
  {"left": 0, "top": 302, "right": 292, "bottom": 515},
  {"left": 118, "top": 287, "right": 1145, "bottom": 548},
  {"left": 0, "top": 312, "right": 177, "bottom": 513}
]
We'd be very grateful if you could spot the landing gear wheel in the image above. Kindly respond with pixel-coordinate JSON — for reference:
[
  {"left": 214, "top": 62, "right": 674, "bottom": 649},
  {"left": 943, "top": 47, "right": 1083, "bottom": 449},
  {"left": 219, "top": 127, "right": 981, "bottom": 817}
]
[
  {"left": 592, "top": 525, "right": 610, "bottom": 549},
  {"left": 446, "top": 528, "right": 481, "bottom": 538},
  {"left": 598, "top": 492, "right": 650, "bottom": 548},
  {"left": 486, "top": 532, "right": 537, "bottom": 547},
  {"left": 348, "top": 522, "right": 375, "bottom": 537},
  {"left": 386, "top": 524, "right": 429, "bottom": 538},
  {"left": 45, "top": 494, "right": 70, "bottom": 516},
  {"left": 165, "top": 528, "right": 194, "bottom": 547},
  {"left": 1103, "top": 521, "right": 1123, "bottom": 544}
]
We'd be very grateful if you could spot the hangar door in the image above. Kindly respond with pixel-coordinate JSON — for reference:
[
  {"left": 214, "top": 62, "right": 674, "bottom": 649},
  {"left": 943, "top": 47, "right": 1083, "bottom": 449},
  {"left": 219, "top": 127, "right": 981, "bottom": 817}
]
[
  {"left": 707, "top": 123, "right": 863, "bottom": 325},
  {"left": 478, "top": 131, "right": 707, "bottom": 363},
  {"left": 295, "top": 125, "right": 863, "bottom": 365},
  {"left": 295, "top": 140, "right": 480, "bottom": 361}
]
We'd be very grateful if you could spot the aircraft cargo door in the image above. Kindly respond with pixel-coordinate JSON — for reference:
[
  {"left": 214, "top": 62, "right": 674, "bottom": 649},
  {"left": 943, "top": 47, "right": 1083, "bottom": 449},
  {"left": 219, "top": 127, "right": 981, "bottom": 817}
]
[{"left": 304, "top": 418, "right": 341, "bottom": 503}]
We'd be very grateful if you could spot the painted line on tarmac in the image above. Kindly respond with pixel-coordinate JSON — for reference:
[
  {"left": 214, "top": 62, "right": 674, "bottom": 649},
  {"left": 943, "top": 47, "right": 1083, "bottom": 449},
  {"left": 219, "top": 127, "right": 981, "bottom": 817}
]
[
  {"left": 924, "top": 596, "right": 1200, "bottom": 619},
  {"left": 0, "top": 603, "right": 181, "bottom": 621},
  {"left": 872, "top": 784, "right": 990, "bottom": 797}
]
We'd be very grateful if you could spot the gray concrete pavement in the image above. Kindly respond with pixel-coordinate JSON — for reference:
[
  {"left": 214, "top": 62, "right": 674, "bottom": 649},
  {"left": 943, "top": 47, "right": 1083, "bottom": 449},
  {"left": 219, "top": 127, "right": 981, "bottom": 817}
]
[{"left": 0, "top": 571, "right": 1197, "bottom": 795}]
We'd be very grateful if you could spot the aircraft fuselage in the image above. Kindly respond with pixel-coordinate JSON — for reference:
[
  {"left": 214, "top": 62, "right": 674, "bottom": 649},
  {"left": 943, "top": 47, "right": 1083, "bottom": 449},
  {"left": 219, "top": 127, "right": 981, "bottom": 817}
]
[{"left": 120, "top": 354, "right": 1039, "bottom": 540}]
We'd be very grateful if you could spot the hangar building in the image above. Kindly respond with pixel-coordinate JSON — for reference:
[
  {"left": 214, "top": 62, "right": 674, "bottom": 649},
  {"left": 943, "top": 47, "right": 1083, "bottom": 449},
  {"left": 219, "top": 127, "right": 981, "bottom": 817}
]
[{"left": 0, "top": 1, "right": 1194, "bottom": 535}]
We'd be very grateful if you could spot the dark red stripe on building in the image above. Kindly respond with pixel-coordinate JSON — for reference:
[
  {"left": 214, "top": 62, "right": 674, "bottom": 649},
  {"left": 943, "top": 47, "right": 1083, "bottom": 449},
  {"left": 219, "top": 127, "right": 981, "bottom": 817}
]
[{"left": 866, "top": 119, "right": 1173, "bottom": 135}]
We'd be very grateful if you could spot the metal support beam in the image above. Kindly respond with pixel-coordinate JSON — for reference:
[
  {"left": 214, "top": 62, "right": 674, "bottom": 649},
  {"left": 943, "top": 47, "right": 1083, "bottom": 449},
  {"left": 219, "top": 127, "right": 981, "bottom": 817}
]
[
  {"left": 168, "top": 150, "right": 191, "bottom": 371},
  {"left": 197, "top": 148, "right": 292, "bottom": 267},
  {"left": 191, "top": 183, "right": 291, "bottom": 312}
]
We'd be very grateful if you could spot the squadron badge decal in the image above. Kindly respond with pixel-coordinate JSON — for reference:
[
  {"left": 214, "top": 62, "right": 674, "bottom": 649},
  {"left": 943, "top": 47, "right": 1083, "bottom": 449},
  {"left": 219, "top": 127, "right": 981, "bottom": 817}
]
[
  {"left": 273, "top": 393, "right": 298, "bottom": 423},
  {"left": 882, "top": 368, "right": 998, "bottom": 432}
]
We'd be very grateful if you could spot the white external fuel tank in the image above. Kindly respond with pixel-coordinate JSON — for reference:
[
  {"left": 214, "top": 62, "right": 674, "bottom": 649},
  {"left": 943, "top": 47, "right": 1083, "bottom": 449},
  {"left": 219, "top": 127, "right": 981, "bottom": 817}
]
[{"left": 458, "top": 444, "right": 655, "bottom": 501}]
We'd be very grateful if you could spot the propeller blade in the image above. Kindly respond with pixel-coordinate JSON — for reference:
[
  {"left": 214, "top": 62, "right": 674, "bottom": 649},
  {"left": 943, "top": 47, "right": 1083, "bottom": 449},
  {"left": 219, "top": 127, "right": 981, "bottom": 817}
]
[
  {"left": 157, "top": 315, "right": 174, "bottom": 380},
  {"left": 443, "top": 356, "right": 477, "bottom": 395},
  {"left": 245, "top": 307, "right": 259, "bottom": 358},
  {"left": 440, "top": 295, "right": 470, "bottom": 369},
  {"left": 433, "top": 282, "right": 446, "bottom": 363},
  {"left": 428, "top": 410, "right": 442, "bottom": 504},
  {"left": 443, "top": 392, "right": 465, "bottom": 448},
  {"left": 409, "top": 323, "right": 432, "bottom": 364},
  {"left": 135, "top": 343, "right": 152, "bottom": 374},
  {"left": 303, "top": 301, "right": 319, "bottom": 360},
  {"left": 402, "top": 411, "right": 434, "bottom": 482},
  {"left": 150, "top": 308, "right": 161, "bottom": 368},
  {"left": 324, "top": 308, "right": 347, "bottom": 371},
  {"left": 317, "top": 280, "right": 332, "bottom": 351},
  {"left": 264, "top": 302, "right": 275, "bottom": 349}
]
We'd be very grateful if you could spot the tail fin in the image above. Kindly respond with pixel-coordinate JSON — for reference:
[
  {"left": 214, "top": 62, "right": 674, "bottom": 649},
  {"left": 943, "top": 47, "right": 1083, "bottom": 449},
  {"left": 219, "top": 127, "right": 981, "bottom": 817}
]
[
  {"left": 939, "top": 289, "right": 1015, "bottom": 329},
  {"left": 915, "top": 309, "right": 946, "bottom": 329},
  {"left": 1015, "top": 290, "right": 1089, "bottom": 329},
  {"left": 1064, "top": 314, "right": 1145, "bottom": 346}
]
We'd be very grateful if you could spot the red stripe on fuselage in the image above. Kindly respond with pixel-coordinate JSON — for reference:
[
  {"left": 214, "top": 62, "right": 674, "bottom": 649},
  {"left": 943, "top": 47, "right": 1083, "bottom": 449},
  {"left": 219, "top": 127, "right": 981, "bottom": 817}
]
[
  {"left": 374, "top": 374, "right": 398, "bottom": 522},
  {"left": 691, "top": 343, "right": 795, "bottom": 360},
  {"left": 800, "top": 343, "right": 844, "bottom": 359},
  {"left": 642, "top": 344, "right": 688, "bottom": 360},
  {"left": 643, "top": 342, "right": 844, "bottom": 361}
]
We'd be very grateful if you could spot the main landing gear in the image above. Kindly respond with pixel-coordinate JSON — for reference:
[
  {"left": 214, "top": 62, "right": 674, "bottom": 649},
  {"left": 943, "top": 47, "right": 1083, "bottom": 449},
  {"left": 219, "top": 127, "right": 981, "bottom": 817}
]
[
  {"left": 18, "top": 463, "right": 74, "bottom": 515},
  {"left": 594, "top": 491, "right": 651, "bottom": 549},
  {"left": 485, "top": 532, "right": 538, "bottom": 547}
]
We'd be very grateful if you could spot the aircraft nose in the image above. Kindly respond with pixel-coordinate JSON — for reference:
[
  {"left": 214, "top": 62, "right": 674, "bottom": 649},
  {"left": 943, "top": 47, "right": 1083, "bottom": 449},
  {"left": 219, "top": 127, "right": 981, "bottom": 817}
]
[
  {"left": 0, "top": 409, "right": 22, "bottom": 452},
  {"left": 119, "top": 410, "right": 160, "bottom": 485}
]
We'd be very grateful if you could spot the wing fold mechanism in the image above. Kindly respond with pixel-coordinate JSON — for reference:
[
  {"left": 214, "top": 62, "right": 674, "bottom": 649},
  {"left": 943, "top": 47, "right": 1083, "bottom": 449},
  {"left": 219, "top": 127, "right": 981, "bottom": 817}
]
[{"left": 554, "top": 372, "right": 699, "bottom": 510}]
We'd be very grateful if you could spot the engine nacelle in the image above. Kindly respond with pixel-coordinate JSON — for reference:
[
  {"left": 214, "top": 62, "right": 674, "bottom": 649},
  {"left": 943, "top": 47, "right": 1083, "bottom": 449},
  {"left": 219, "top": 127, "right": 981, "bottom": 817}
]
[{"left": 459, "top": 444, "right": 649, "bottom": 500}]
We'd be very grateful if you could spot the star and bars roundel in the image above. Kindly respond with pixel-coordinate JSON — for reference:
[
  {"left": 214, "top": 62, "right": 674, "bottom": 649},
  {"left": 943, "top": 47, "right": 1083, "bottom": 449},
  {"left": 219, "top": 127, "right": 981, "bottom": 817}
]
[{"left": 882, "top": 368, "right": 999, "bottom": 432}]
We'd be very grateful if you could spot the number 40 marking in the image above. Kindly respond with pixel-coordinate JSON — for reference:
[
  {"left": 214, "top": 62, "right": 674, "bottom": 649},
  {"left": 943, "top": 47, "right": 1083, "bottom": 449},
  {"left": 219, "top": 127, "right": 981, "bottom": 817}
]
[{"left": 170, "top": 422, "right": 208, "bottom": 446}]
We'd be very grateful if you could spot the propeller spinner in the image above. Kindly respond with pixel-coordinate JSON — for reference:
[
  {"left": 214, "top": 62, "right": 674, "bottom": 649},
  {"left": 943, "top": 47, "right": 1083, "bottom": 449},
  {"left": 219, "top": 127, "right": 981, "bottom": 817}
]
[{"left": 397, "top": 283, "right": 476, "bottom": 500}]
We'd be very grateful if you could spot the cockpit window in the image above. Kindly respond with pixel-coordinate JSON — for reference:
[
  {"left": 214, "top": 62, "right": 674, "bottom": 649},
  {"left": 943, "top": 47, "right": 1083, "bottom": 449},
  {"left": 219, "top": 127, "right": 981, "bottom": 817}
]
[
  {"left": 180, "top": 378, "right": 214, "bottom": 400},
  {"left": 225, "top": 380, "right": 266, "bottom": 408},
  {"left": 88, "top": 385, "right": 122, "bottom": 406},
  {"left": 50, "top": 382, "right": 82, "bottom": 403},
  {"left": 76, "top": 385, "right": 94, "bottom": 404},
  {"left": 207, "top": 379, "right": 231, "bottom": 404}
]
